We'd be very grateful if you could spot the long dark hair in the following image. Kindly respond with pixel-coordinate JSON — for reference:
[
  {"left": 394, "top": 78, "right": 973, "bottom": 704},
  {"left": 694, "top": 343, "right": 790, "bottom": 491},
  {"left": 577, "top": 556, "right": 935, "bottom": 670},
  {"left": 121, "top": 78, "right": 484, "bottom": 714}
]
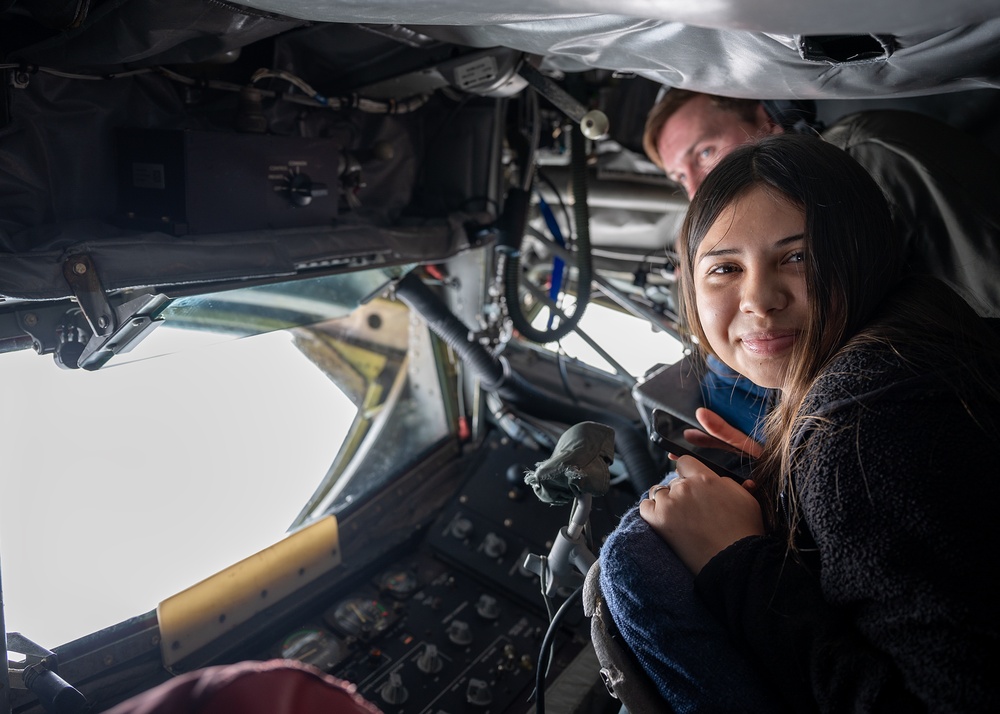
[{"left": 676, "top": 134, "right": 999, "bottom": 532}]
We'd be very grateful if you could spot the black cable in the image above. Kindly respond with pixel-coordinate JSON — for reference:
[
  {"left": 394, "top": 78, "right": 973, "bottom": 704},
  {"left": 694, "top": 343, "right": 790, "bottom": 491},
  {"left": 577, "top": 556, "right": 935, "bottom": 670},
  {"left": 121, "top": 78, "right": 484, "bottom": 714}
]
[
  {"left": 535, "top": 168, "right": 574, "bottom": 321},
  {"left": 522, "top": 87, "right": 541, "bottom": 191},
  {"left": 535, "top": 169, "right": 574, "bottom": 245},
  {"left": 533, "top": 585, "right": 584, "bottom": 714},
  {"left": 555, "top": 345, "right": 581, "bottom": 404},
  {"left": 394, "top": 271, "right": 661, "bottom": 494},
  {"left": 503, "top": 124, "right": 593, "bottom": 343}
]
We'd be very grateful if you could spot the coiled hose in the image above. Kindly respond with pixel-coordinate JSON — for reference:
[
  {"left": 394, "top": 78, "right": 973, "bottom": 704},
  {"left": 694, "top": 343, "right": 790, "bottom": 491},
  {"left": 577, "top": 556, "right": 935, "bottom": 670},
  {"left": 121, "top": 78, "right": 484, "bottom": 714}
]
[
  {"left": 395, "top": 272, "right": 659, "bottom": 495},
  {"left": 501, "top": 124, "right": 592, "bottom": 344}
]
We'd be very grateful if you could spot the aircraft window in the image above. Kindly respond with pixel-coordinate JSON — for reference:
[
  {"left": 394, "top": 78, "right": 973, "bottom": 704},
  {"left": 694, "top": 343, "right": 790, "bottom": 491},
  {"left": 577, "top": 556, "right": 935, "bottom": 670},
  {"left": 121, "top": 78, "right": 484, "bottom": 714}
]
[
  {"left": 532, "top": 298, "right": 685, "bottom": 377},
  {"left": 0, "top": 325, "right": 350, "bottom": 649},
  {"left": 0, "top": 269, "right": 450, "bottom": 651}
]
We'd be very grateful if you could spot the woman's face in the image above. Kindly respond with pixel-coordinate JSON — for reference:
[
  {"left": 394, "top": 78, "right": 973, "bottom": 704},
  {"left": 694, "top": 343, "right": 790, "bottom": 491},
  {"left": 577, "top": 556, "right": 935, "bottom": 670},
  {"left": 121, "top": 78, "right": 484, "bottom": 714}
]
[{"left": 693, "top": 185, "right": 809, "bottom": 391}]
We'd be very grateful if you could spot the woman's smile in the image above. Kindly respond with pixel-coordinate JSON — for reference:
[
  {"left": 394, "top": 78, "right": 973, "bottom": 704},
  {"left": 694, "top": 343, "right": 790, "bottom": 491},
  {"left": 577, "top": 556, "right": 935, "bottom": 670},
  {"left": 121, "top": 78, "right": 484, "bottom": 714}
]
[
  {"left": 738, "top": 329, "right": 798, "bottom": 356},
  {"left": 694, "top": 185, "right": 809, "bottom": 391}
]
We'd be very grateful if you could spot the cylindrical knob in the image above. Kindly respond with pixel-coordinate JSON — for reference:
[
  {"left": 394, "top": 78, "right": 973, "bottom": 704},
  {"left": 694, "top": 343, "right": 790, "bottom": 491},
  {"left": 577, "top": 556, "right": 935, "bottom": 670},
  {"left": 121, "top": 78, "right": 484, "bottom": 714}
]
[
  {"left": 466, "top": 678, "right": 493, "bottom": 706},
  {"left": 505, "top": 463, "right": 529, "bottom": 488},
  {"left": 447, "top": 619, "right": 473, "bottom": 646},
  {"left": 286, "top": 172, "right": 328, "bottom": 206},
  {"left": 450, "top": 517, "right": 474, "bottom": 540},
  {"left": 416, "top": 644, "right": 444, "bottom": 674},
  {"left": 380, "top": 672, "right": 408, "bottom": 704},
  {"left": 475, "top": 594, "right": 500, "bottom": 620},
  {"left": 482, "top": 532, "right": 507, "bottom": 558},
  {"left": 580, "top": 109, "right": 610, "bottom": 140}
]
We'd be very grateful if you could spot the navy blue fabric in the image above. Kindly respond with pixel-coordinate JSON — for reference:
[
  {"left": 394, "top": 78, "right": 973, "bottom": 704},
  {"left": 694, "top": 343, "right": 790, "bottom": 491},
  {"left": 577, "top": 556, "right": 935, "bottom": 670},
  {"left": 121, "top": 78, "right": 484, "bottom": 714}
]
[
  {"left": 701, "top": 355, "right": 771, "bottom": 442},
  {"left": 599, "top": 490, "right": 784, "bottom": 713}
]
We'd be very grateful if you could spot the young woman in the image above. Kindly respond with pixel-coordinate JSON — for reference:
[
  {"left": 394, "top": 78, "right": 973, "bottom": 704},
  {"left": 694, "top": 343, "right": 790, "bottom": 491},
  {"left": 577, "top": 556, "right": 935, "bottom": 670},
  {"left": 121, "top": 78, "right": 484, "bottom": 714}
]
[{"left": 600, "top": 133, "right": 1000, "bottom": 712}]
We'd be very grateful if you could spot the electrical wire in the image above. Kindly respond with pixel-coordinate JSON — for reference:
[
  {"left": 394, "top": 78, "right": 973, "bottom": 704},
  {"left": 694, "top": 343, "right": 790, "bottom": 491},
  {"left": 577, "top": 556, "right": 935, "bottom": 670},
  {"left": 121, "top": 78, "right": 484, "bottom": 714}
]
[
  {"left": 1, "top": 63, "right": 431, "bottom": 114},
  {"left": 535, "top": 169, "right": 574, "bottom": 242},
  {"left": 251, "top": 68, "right": 324, "bottom": 101},
  {"left": 539, "top": 557, "right": 555, "bottom": 622},
  {"left": 536, "top": 193, "right": 567, "bottom": 328},
  {"left": 0, "top": 63, "right": 155, "bottom": 81},
  {"left": 504, "top": 124, "right": 593, "bottom": 344},
  {"left": 532, "top": 585, "right": 584, "bottom": 714},
  {"left": 555, "top": 346, "right": 581, "bottom": 404},
  {"left": 534, "top": 168, "right": 575, "bottom": 329},
  {"left": 521, "top": 86, "right": 541, "bottom": 191}
]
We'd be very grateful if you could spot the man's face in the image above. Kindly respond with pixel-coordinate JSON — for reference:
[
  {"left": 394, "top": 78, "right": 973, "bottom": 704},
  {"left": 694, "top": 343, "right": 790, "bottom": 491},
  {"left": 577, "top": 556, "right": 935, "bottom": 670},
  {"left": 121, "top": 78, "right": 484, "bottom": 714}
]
[{"left": 656, "top": 95, "right": 780, "bottom": 198}]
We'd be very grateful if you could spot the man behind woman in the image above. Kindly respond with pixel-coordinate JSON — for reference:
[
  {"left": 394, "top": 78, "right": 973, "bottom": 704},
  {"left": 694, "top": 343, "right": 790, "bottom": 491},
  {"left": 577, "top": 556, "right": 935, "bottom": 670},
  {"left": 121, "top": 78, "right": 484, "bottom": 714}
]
[{"left": 600, "top": 133, "right": 1000, "bottom": 712}]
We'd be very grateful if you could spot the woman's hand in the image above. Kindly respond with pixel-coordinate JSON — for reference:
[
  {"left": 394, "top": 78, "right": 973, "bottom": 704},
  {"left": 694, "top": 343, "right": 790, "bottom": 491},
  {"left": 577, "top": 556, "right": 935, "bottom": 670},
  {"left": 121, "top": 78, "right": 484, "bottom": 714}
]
[
  {"left": 682, "top": 407, "right": 764, "bottom": 459},
  {"left": 639, "top": 455, "right": 765, "bottom": 574}
]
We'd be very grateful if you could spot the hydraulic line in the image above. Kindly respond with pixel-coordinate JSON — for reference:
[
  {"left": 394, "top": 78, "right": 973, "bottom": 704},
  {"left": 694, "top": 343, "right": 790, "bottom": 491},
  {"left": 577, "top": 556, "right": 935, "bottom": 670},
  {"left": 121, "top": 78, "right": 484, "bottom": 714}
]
[
  {"left": 394, "top": 273, "right": 659, "bottom": 494},
  {"left": 501, "top": 124, "right": 592, "bottom": 344}
]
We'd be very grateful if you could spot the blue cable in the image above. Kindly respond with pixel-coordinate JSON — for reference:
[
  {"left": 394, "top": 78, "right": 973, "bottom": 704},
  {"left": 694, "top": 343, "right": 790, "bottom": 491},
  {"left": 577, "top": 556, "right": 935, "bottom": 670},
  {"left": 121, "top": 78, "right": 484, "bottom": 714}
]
[{"left": 536, "top": 193, "right": 566, "bottom": 329}]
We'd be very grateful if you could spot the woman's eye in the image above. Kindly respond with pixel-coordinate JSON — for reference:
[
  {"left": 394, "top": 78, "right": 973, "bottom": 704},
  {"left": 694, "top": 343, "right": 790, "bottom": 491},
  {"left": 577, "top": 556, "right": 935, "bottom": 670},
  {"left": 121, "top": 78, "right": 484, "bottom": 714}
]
[
  {"left": 697, "top": 146, "right": 714, "bottom": 162},
  {"left": 707, "top": 263, "right": 738, "bottom": 275},
  {"left": 786, "top": 250, "right": 805, "bottom": 264}
]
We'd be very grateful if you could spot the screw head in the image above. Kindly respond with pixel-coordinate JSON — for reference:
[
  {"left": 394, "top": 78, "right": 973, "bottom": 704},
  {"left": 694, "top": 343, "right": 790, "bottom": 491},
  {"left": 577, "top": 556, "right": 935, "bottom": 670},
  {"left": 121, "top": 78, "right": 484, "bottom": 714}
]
[{"left": 73, "top": 261, "right": 88, "bottom": 275}]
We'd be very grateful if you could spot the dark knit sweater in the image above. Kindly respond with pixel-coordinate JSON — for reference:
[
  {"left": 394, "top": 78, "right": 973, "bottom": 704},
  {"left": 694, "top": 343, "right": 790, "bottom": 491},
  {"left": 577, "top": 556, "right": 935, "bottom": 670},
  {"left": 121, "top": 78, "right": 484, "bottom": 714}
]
[{"left": 695, "top": 340, "right": 1000, "bottom": 712}]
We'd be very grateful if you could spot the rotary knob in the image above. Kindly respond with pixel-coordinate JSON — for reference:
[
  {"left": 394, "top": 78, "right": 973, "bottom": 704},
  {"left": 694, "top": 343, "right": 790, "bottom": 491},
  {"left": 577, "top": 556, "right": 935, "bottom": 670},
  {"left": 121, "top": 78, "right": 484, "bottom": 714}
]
[
  {"left": 466, "top": 678, "right": 493, "bottom": 707},
  {"left": 447, "top": 619, "right": 473, "bottom": 646},
  {"left": 285, "top": 172, "right": 329, "bottom": 207},
  {"left": 482, "top": 532, "right": 507, "bottom": 558},
  {"left": 475, "top": 594, "right": 500, "bottom": 620},
  {"left": 450, "top": 517, "right": 474, "bottom": 540},
  {"left": 416, "top": 644, "right": 444, "bottom": 674},
  {"left": 379, "top": 672, "right": 408, "bottom": 705}
]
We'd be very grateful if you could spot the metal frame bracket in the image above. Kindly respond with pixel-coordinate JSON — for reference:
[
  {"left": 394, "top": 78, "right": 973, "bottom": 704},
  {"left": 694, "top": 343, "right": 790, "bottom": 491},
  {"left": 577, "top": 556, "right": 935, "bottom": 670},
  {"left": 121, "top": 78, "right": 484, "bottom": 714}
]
[{"left": 62, "top": 254, "right": 115, "bottom": 339}]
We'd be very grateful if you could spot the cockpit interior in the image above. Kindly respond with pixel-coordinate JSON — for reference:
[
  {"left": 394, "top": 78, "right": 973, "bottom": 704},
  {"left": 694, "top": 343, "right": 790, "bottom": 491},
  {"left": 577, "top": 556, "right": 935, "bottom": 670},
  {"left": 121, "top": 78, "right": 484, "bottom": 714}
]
[{"left": 3, "top": 2, "right": 999, "bottom": 713}]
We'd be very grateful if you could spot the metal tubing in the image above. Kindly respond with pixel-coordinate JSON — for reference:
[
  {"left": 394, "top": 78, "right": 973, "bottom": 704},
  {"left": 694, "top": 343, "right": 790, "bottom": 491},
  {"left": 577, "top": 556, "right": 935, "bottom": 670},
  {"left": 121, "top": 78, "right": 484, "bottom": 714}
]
[{"left": 521, "top": 281, "right": 636, "bottom": 384}]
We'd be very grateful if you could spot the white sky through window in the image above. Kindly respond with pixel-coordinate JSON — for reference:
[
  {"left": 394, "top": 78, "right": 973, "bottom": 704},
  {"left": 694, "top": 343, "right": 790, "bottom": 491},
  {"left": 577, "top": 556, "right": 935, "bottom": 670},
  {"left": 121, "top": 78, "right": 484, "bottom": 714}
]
[
  {"left": 533, "top": 299, "right": 685, "bottom": 377},
  {"left": 1, "top": 326, "right": 355, "bottom": 649}
]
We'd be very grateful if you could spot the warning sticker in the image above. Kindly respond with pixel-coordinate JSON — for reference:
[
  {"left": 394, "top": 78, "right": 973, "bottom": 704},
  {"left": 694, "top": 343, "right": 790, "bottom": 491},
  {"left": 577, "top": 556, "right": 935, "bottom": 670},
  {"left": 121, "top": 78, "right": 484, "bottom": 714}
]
[
  {"left": 132, "top": 163, "right": 166, "bottom": 189},
  {"left": 453, "top": 56, "right": 498, "bottom": 90}
]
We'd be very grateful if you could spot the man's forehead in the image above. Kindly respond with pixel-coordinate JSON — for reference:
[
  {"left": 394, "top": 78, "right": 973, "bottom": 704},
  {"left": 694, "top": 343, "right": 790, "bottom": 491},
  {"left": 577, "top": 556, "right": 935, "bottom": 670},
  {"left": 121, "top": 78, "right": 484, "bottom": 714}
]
[
  {"left": 656, "top": 97, "right": 747, "bottom": 168},
  {"left": 656, "top": 97, "right": 719, "bottom": 163}
]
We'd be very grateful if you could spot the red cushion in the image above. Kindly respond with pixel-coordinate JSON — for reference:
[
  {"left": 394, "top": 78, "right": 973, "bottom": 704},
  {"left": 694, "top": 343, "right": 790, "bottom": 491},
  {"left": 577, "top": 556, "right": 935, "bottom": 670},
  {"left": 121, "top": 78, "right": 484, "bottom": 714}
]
[{"left": 105, "top": 659, "right": 382, "bottom": 714}]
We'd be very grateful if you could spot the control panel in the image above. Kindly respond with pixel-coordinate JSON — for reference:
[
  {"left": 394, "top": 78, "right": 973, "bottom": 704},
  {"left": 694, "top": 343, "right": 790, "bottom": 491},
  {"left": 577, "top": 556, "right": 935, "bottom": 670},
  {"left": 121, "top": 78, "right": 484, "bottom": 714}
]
[
  {"left": 272, "top": 553, "right": 567, "bottom": 713},
  {"left": 115, "top": 128, "right": 343, "bottom": 235},
  {"left": 263, "top": 434, "right": 636, "bottom": 713}
]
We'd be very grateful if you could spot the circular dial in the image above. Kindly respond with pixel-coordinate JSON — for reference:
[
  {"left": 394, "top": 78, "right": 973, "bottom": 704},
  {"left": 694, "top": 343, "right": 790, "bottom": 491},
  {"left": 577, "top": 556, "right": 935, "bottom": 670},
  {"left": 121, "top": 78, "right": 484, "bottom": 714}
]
[
  {"left": 379, "top": 569, "right": 418, "bottom": 599},
  {"left": 327, "top": 597, "right": 393, "bottom": 639},
  {"left": 278, "top": 627, "right": 344, "bottom": 670}
]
